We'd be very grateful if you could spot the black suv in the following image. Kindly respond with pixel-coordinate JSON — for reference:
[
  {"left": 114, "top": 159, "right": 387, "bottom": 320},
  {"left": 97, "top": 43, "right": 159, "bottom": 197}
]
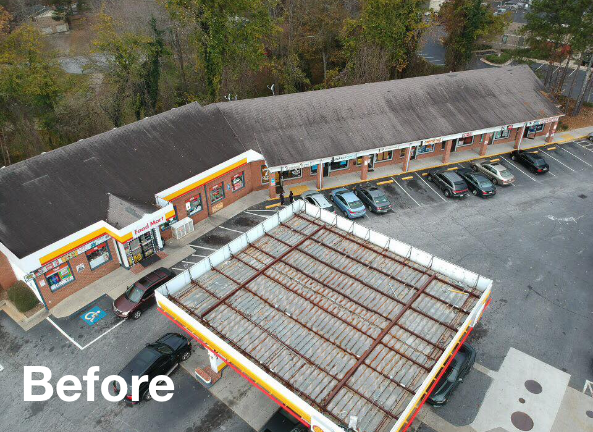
[
  {"left": 427, "top": 343, "right": 476, "bottom": 406},
  {"left": 457, "top": 168, "right": 496, "bottom": 198},
  {"left": 116, "top": 333, "right": 191, "bottom": 404},
  {"left": 510, "top": 150, "right": 549, "bottom": 173},
  {"left": 427, "top": 169, "right": 469, "bottom": 198}
]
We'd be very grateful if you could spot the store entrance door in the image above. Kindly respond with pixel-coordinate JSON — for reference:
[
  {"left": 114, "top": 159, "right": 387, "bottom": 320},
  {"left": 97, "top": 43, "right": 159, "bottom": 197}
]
[
  {"left": 368, "top": 155, "right": 375, "bottom": 172},
  {"left": 127, "top": 232, "right": 156, "bottom": 266}
]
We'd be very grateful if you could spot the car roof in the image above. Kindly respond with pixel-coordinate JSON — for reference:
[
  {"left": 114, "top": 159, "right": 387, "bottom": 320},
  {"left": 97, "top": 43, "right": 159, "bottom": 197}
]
[
  {"left": 491, "top": 164, "right": 507, "bottom": 170},
  {"left": 368, "top": 188, "right": 385, "bottom": 197},
  {"left": 442, "top": 171, "right": 463, "bottom": 181},
  {"left": 456, "top": 167, "right": 472, "bottom": 176},
  {"left": 340, "top": 191, "right": 359, "bottom": 202},
  {"left": 119, "top": 347, "right": 161, "bottom": 384}
]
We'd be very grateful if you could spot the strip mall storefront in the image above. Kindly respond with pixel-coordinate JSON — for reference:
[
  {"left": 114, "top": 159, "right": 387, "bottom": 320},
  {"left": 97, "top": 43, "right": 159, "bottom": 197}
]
[{"left": 266, "top": 118, "right": 559, "bottom": 197}]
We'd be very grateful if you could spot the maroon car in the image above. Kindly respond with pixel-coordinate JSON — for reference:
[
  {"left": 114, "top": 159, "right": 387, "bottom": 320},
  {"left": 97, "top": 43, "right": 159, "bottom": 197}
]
[{"left": 113, "top": 267, "right": 174, "bottom": 319}]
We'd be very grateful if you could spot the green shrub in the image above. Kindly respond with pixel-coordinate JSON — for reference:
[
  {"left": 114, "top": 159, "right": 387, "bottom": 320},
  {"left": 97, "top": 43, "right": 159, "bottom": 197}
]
[
  {"left": 558, "top": 123, "right": 569, "bottom": 131},
  {"left": 8, "top": 281, "right": 40, "bottom": 313},
  {"left": 485, "top": 52, "right": 512, "bottom": 64},
  {"left": 583, "top": 101, "right": 593, "bottom": 108}
]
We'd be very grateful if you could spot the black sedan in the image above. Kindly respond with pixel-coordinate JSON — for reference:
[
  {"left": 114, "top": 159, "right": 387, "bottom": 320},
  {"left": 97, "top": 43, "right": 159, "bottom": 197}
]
[
  {"left": 116, "top": 333, "right": 192, "bottom": 404},
  {"left": 511, "top": 150, "right": 549, "bottom": 173},
  {"left": 354, "top": 186, "right": 392, "bottom": 213},
  {"left": 457, "top": 168, "right": 496, "bottom": 198},
  {"left": 427, "top": 343, "right": 476, "bottom": 406}
]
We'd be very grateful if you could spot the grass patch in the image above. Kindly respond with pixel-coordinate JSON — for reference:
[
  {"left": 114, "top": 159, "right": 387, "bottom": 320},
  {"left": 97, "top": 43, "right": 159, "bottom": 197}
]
[
  {"left": 485, "top": 52, "right": 512, "bottom": 64},
  {"left": 8, "top": 281, "right": 40, "bottom": 313}
]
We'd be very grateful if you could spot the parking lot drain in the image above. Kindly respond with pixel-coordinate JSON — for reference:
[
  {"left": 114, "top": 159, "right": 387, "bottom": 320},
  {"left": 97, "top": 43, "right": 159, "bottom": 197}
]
[
  {"left": 586, "top": 410, "right": 593, "bottom": 419},
  {"left": 519, "top": 398, "right": 525, "bottom": 404},
  {"left": 511, "top": 412, "right": 534, "bottom": 431},
  {"left": 524, "top": 379, "right": 542, "bottom": 394},
  {"left": 376, "top": 179, "right": 394, "bottom": 185},
  {"left": 578, "top": 194, "right": 587, "bottom": 199}
]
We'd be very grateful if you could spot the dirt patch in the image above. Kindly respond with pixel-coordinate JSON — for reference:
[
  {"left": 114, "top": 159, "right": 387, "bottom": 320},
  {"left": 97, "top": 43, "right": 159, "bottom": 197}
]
[{"left": 558, "top": 103, "right": 593, "bottom": 131}]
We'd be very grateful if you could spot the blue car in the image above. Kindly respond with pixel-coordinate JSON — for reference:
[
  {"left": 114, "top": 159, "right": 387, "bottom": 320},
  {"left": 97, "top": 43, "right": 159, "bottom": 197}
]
[{"left": 329, "top": 188, "right": 366, "bottom": 219}]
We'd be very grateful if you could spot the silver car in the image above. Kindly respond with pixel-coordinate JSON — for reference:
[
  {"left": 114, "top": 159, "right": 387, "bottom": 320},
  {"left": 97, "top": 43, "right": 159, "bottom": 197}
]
[
  {"left": 469, "top": 159, "right": 515, "bottom": 185},
  {"left": 300, "top": 191, "right": 335, "bottom": 212}
]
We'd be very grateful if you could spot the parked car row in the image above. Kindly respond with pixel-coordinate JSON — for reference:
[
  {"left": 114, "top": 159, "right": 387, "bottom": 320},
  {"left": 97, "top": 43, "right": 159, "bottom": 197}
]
[
  {"left": 300, "top": 186, "right": 394, "bottom": 220},
  {"left": 428, "top": 150, "right": 549, "bottom": 199}
]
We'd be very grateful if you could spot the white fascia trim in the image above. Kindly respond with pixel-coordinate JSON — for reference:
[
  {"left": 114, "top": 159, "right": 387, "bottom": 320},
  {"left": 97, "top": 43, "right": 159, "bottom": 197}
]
[
  {"left": 11, "top": 204, "right": 173, "bottom": 274},
  {"left": 267, "top": 116, "right": 561, "bottom": 173},
  {"left": 155, "top": 150, "right": 264, "bottom": 205}
]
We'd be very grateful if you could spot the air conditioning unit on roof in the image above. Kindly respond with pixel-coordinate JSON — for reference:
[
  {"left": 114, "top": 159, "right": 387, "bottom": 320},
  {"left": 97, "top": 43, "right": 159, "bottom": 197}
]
[{"left": 171, "top": 217, "right": 194, "bottom": 240}]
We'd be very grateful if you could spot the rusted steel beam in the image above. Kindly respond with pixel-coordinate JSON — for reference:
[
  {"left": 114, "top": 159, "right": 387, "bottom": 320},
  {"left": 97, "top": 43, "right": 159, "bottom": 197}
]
[
  {"left": 293, "top": 213, "right": 480, "bottom": 299},
  {"left": 321, "top": 274, "right": 437, "bottom": 408},
  {"left": 200, "top": 225, "right": 324, "bottom": 318},
  {"left": 232, "top": 254, "right": 419, "bottom": 396},
  {"left": 250, "top": 241, "right": 442, "bottom": 364},
  {"left": 267, "top": 231, "right": 458, "bottom": 333}
]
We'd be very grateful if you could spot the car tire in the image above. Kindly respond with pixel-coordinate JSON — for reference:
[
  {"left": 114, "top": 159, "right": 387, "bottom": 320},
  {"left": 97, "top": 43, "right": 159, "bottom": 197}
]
[
  {"left": 181, "top": 350, "right": 191, "bottom": 362},
  {"left": 492, "top": 178, "right": 498, "bottom": 185},
  {"left": 427, "top": 174, "right": 433, "bottom": 182},
  {"left": 472, "top": 189, "right": 477, "bottom": 196},
  {"left": 444, "top": 189, "right": 451, "bottom": 197},
  {"left": 511, "top": 154, "right": 516, "bottom": 161},
  {"left": 132, "top": 309, "right": 142, "bottom": 320},
  {"left": 471, "top": 165, "right": 477, "bottom": 171}
]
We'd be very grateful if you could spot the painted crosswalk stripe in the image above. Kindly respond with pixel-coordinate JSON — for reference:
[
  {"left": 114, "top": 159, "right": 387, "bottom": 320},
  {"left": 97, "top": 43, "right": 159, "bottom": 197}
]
[{"left": 219, "top": 226, "right": 245, "bottom": 234}]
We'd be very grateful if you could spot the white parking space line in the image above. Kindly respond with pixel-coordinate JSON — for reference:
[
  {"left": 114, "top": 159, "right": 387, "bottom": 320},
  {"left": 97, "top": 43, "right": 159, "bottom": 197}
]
[
  {"left": 219, "top": 226, "right": 245, "bottom": 234},
  {"left": 503, "top": 157, "right": 538, "bottom": 182},
  {"left": 182, "top": 260, "right": 197, "bottom": 265},
  {"left": 191, "top": 253, "right": 207, "bottom": 258},
  {"left": 392, "top": 177, "right": 421, "bottom": 207},
  {"left": 47, "top": 317, "right": 125, "bottom": 351},
  {"left": 558, "top": 147, "right": 593, "bottom": 167},
  {"left": 190, "top": 244, "right": 216, "bottom": 251},
  {"left": 0, "top": 364, "right": 3, "bottom": 372},
  {"left": 415, "top": 173, "right": 447, "bottom": 202},
  {"left": 172, "top": 267, "right": 185, "bottom": 272},
  {"left": 541, "top": 150, "right": 576, "bottom": 172},
  {"left": 244, "top": 211, "right": 269, "bottom": 218},
  {"left": 247, "top": 209, "right": 277, "bottom": 212}
]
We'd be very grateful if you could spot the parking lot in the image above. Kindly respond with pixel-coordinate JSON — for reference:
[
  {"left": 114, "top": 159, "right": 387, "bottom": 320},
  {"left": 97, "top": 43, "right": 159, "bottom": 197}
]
[{"left": 3, "top": 139, "right": 592, "bottom": 432}]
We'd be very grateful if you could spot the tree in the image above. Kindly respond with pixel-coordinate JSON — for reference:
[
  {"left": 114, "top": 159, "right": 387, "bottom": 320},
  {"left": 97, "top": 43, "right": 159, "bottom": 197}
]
[
  {"left": 440, "top": 0, "right": 508, "bottom": 71},
  {"left": 0, "top": 6, "right": 66, "bottom": 164},
  {"left": 43, "top": 0, "right": 85, "bottom": 25},
  {"left": 162, "top": 0, "right": 277, "bottom": 102},
  {"left": 342, "top": 0, "right": 428, "bottom": 83}
]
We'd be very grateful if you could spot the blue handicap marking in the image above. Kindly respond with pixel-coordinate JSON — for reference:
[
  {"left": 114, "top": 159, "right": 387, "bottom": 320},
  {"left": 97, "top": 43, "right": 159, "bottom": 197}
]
[{"left": 81, "top": 306, "right": 106, "bottom": 326}]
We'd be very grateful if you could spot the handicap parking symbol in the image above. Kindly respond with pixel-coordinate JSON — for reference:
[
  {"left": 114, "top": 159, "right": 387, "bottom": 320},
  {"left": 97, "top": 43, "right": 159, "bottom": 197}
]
[{"left": 81, "top": 306, "right": 106, "bottom": 326}]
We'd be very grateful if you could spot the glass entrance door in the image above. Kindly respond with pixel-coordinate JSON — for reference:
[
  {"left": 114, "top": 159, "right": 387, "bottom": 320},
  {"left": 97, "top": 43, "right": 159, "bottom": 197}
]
[{"left": 127, "top": 232, "right": 156, "bottom": 266}]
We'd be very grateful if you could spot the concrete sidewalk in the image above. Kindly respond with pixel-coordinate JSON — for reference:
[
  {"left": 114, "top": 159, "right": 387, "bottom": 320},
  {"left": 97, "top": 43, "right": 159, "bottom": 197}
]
[
  {"left": 50, "top": 189, "right": 269, "bottom": 318},
  {"left": 284, "top": 126, "right": 593, "bottom": 196}
]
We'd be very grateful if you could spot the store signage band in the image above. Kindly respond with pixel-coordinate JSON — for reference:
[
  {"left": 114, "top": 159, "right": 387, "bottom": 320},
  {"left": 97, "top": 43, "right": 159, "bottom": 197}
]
[
  {"left": 133, "top": 215, "right": 167, "bottom": 238},
  {"left": 34, "top": 234, "right": 111, "bottom": 276},
  {"left": 423, "top": 137, "right": 442, "bottom": 145}
]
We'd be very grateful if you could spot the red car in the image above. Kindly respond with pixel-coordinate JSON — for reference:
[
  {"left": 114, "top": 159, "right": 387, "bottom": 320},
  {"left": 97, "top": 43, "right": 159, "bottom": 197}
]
[{"left": 113, "top": 267, "right": 174, "bottom": 319}]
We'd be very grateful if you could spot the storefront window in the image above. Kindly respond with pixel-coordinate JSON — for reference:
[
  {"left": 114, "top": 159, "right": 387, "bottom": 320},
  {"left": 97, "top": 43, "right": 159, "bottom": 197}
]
[
  {"left": 281, "top": 168, "right": 302, "bottom": 179},
  {"left": 457, "top": 136, "right": 474, "bottom": 147},
  {"left": 186, "top": 195, "right": 203, "bottom": 216},
  {"left": 417, "top": 144, "right": 435, "bottom": 155},
  {"left": 400, "top": 148, "right": 407, "bottom": 158},
  {"left": 160, "top": 206, "right": 178, "bottom": 231},
  {"left": 376, "top": 151, "right": 393, "bottom": 162},
  {"left": 45, "top": 263, "right": 75, "bottom": 291},
  {"left": 330, "top": 160, "right": 348, "bottom": 171},
  {"left": 534, "top": 124, "right": 544, "bottom": 132},
  {"left": 310, "top": 164, "right": 318, "bottom": 175},
  {"left": 86, "top": 242, "right": 112, "bottom": 270},
  {"left": 211, "top": 182, "right": 225, "bottom": 203},
  {"left": 231, "top": 172, "right": 245, "bottom": 191},
  {"left": 494, "top": 129, "right": 511, "bottom": 140},
  {"left": 127, "top": 232, "right": 155, "bottom": 266}
]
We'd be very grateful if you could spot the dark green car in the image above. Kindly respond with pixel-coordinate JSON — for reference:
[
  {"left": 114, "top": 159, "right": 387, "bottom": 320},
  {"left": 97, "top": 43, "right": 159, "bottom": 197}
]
[
  {"left": 427, "top": 343, "right": 476, "bottom": 406},
  {"left": 354, "top": 186, "right": 392, "bottom": 213}
]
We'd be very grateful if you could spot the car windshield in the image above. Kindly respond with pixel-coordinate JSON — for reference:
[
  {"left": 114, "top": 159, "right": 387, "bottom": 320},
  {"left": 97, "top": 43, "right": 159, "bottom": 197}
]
[
  {"left": 476, "top": 177, "right": 491, "bottom": 187},
  {"left": 374, "top": 194, "right": 389, "bottom": 204},
  {"left": 125, "top": 284, "right": 144, "bottom": 303},
  {"left": 349, "top": 199, "right": 364, "bottom": 209},
  {"left": 532, "top": 158, "right": 546, "bottom": 166},
  {"left": 500, "top": 169, "right": 512, "bottom": 177}
]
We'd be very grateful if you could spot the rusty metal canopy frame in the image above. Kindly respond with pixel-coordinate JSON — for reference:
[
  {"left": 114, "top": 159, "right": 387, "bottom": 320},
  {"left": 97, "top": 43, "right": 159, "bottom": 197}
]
[{"left": 165, "top": 210, "right": 488, "bottom": 432}]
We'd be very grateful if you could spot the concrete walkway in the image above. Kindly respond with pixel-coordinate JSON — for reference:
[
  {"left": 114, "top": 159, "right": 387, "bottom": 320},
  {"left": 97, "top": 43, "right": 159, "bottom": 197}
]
[{"left": 50, "top": 189, "right": 269, "bottom": 318}]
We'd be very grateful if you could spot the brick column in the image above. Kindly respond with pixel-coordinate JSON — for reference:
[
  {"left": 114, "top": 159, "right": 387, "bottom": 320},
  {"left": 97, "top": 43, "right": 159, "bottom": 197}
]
[
  {"left": 514, "top": 126, "right": 525, "bottom": 150},
  {"left": 546, "top": 121, "right": 558, "bottom": 143},
  {"left": 360, "top": 156, "right": 370, "bottom": 181},
  {"left": 402, "top": 147, "right": 412, "bottom": 172},
  {"left": 442, "top": 140, "right": 453, "bottom": 163},
  {"left": 269, "top": 179, "right": 277, "bottom": 199},
  {"left": 316, "top": 164, "right": 322, "bottom": 189},
  {"left": 479, "top": 133, "right": 492, "bottom": 156}
]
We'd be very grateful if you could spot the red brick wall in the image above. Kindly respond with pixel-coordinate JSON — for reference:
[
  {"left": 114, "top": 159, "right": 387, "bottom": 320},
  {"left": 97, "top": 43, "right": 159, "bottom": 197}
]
[
  {"left": 0, "top": 250, "right": 17, "bottom": 290},
  {"left": 33, "top": 238, "right": 121, "bottom": 307}
]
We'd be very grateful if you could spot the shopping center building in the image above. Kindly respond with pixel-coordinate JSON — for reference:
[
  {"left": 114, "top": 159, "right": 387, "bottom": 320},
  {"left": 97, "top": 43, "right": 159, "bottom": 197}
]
[{"left": 0, "top": 65, "right": 561, "bottom": 308}]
